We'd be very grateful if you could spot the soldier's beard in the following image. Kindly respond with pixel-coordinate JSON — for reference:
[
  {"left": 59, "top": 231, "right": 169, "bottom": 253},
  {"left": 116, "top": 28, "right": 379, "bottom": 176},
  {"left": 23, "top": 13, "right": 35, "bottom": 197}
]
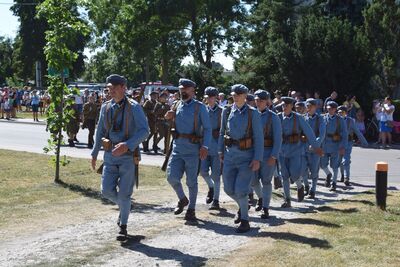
[{"left": 181, "top": 93, "right": 189, "bottom": 100}]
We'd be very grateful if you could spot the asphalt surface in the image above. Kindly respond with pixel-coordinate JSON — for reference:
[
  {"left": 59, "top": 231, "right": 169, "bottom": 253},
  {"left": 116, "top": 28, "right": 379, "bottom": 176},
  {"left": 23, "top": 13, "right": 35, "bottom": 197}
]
[{"left": 0, "top": 120, "right": 399, "bottom": 187}]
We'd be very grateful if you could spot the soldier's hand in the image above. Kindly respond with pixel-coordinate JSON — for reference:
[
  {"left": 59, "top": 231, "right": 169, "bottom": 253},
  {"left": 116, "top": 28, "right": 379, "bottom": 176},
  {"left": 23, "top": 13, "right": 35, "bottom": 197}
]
[
  {"left": 249, "top": 160, "right": 260, "bottom": 171},
  {"left": 164, "top": 110, "right": 176, "bottom": 120},
  {"left": 267, "top": 157, "right": 276, "bottom": 166},
  {"left": 339, "top": 147, "right": 345, "bottom": 156},
  {"left": 112, "top": 143, "right": 129, "bottom": 157},
  {"left": 314, "top": 147, "right": 324, "bottom": 157},
  {"left": 199, "top": 146, "right": 208, "bottom": 160},
  {"left": 91, "top": 157, "right": 97, "bottom": 170}
]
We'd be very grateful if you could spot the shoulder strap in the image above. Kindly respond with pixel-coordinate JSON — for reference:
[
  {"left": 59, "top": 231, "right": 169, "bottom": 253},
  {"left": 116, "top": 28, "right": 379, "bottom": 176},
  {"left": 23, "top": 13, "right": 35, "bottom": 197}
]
[
  {"left": 124, "top": 100, "right": 132, "bottom": 139},
  {"left": 335, "top": 115, "right": 340, "bottom": 135},
  {"left": 293, "top": 113, "right": 298, "bottom": 135},
  {"left": 218, "top": 106, "right": 222, "bottom": 129},
  {"left": 246, "top": 106, "right": 252, "bottom": 138},
  {"left": 264, "top": 111, "right": 272, "bottom": 137},
  {"left": 193, "top": 102, "right": 200, "bottom": 134},
  {"left": 224, "top": 105, "right": 232, "bottom": 135},
  {"left": 104, "top": 102, "right": 112, "bottom": 136},
  {"left": 316, "top": 115, "right": 320, "bottom": 137}
]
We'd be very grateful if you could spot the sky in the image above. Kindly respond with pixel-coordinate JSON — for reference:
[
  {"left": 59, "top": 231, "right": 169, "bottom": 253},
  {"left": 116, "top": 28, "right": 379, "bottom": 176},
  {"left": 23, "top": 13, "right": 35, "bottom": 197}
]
[{"left": 0, "top": 3, "right": 234, "bottom": 70}]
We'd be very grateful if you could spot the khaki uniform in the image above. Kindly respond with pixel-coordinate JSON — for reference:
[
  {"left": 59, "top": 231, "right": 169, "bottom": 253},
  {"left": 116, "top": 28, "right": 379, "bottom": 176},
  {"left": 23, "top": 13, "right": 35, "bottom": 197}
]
[
  {"left": 142, "top": 99, "right": 157, "bottom": 151},
  {"left": 83, "top": 102, "right": 99, "bottom": 147},
  {"left": 153, "top": 101, "right": 170, "bottom": 153}
]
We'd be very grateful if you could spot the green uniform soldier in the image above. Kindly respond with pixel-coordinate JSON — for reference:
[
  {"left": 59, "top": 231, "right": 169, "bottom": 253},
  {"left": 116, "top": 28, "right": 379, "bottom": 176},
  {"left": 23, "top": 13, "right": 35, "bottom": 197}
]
[
  {"left": 66, "top": 95, "right": 80, "bottom": 147},
  {"left": 142, "top": 91, "right": 158, "bottom": 152},
  {"left": 153, "top": 91, "right": 170, "bottom": 154},
  {"left": 82, "top": 95, "right": 99, "bottom": 149}
]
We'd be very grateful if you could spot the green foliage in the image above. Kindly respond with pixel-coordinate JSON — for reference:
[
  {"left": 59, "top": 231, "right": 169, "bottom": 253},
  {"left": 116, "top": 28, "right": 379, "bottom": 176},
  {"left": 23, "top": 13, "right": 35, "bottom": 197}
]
[{"left": 0, "top": 37, "right": 14, "bottom": 86}]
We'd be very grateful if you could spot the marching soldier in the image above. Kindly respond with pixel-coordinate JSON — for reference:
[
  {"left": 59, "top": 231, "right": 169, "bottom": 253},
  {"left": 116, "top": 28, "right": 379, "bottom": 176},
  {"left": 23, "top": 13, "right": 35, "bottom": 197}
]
[
  {"left": 164, "top": 78, "right": 212, "bottom": 222},
  {"left": 82, "top": 95, "right": 99, "bottom": 149},
  {"left": 200, "top": 86, "right": 223, "bottom": 210},
  {"left": 142, "top": 91, "right": 159, "bottom": 152},
  {"left": 321, "top": 101, "right": 348, "bottom": 191},
  {"left": 278, "top": 97, "right": 323, "bottom": 208},
  {"left": 91, "top": 74, "right": 149, "bottom": 237},
  {"left": 153, "top": 91, "right": 171, "bottom": 154},
  {"left": 218, "top": 84, "right": 263, "bottom": 233},
  {"left": 66, "top": 95, "right": 80, "bottom": 147},
  {"left": 253, "top": 90, "right": 282, "bottom": 219},
  {"left": 303, "top": 99, "right": 326, "bottom": 199},
  {"left": 337, "top": 105, "right": 368, "bottom": 186}
]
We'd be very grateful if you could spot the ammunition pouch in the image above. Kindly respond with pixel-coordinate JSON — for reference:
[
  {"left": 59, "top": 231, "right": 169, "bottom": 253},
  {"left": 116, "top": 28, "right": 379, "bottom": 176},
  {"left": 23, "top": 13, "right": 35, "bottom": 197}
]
[
  {"left": 176, "top": 132, "right": 202, "bottom": 144},
  {"left": 212, "top": 129, "right": 220, "bottom": 139},
  {"left": 327, "top": 133, "right": 341, "bottom": 142},
  {"left": 264, "top": 138, "right": 273, "bottom": 147},
  {"left": 102, "top": 138, "right": 112, "bottom": 151},
  {"left": 283, "top": 134, "right": 301, "bottom": 144},
  {"left": 224, "top": 135, "right": 253, "bottom": 150}
]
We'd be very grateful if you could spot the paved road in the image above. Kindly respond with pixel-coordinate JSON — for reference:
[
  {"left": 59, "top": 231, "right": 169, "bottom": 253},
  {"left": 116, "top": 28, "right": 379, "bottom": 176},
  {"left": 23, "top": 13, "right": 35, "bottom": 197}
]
[{"left": 1, "top": 121, "right": 399, "bottom": 187}]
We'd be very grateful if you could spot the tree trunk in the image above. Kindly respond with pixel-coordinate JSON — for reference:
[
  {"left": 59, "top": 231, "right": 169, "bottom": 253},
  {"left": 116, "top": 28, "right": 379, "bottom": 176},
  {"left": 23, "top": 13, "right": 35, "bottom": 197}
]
[{"left": 161, "top": 35, "right": 169, "bottom": 84}]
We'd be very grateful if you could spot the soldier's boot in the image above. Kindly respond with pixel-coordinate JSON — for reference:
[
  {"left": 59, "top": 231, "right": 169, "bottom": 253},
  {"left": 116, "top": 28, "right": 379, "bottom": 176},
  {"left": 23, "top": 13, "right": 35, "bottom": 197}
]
[
  {"left": 234, "top": 209, "right": 241, "bottom": 224},
  {"left": 340, "top": 173, "right": 345, "bottom": 183},
  {"left": 184, "top": 209, "right": 197, "bottom": 222},
  {"left": 344, "top": 178, "right": 351, "bottom": 186},
  {"left": 118, "top": 224, "right": 127, "bottom": 236},
  {"left": 174, "top": 196, "right": 189, "bottom": 215},
  {"left": 307, "top": 191, "right": 315, "bottom": 199},
  {"left": 206, "top": 187, "right": 214, "bottom": 204},
  {"left": 209, "top": 200, "right": 220, "bottom": 210},
  {"left": 261, "top": 208, "right": 269, "bottom": 219},
  {"left": 152, "top": 145, "right": 158, "bottom": 154},
  {"left": 236, "top": 220, "right": 250, "bottom": 233},
  {"left": 88, "top": 136, "right": 94, "bottom": 149},
  {"left": 68, "top": 139, "right": 75, "bottom": 147},
  {"left": 297, "top": 186, "right": 305, "bottom": 202},
  {"left": 142, "top": 141, "right": 149, "bottom": 152},
  {"left": 325, "top": 173, "right": 332, "bottom": 187},
  {"left": 255, "top": 198, "right": 263, "bottom": 212},
  {"left": 329, "top": 182, "right": 337, "bottom": 192},
  {"left": 281, "top": 199, "right": 291, "bottom": 208},
  {"left": 248, "top": 193, "right": 256, "bottom": 206},
  {"left": 274, "top": 176, "right": 283, "bottom": 189},
  {"left": 304, "top": 185, "right": 310, "bottom": 196}
]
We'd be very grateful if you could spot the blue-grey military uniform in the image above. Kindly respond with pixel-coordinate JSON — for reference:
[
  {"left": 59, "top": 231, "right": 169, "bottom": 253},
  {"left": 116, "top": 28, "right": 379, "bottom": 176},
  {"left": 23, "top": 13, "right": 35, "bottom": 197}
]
[
  {"left": 218, "top": 84, "right": 263, "bottom": 225},
  {"left": 91, "top": 74, "right": 149, "bottom": 228},
  {"left": 320, "top": 101, "right": 348, "bottom": 188},
  {"left": 167, "top": 79, "right": 212, "bottom": 213},
  {"left": 338, "top": 106, "right": 368, "bottom": 183},
  {"left": 252, "top": 90, "right": 282, "bottom": 212},
  {"left": 279, "top": 97, "right": 321, "bottom": 206},
  {"left": 200, "top": 87, "right": 222, "bottom": 205},
  {"left": 302, "top": 99, "right": 326, "bottom": 196}
]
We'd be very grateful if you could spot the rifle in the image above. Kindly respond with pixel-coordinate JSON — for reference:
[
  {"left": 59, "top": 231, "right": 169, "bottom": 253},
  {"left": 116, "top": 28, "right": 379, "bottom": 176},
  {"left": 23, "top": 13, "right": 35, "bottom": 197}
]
[{"left": 161, "top": 100, "right": 180, "bottom": 172}]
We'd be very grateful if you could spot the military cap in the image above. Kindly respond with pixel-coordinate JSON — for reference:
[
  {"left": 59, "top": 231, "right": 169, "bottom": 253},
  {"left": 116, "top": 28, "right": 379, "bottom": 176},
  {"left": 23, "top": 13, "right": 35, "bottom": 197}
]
[
  {"left": 305, "top": 98, "right": 317, "bottom": 106},
  {"left": 326, "top": 101, "right": 338, "bottom": 109},
  {"left": 179, "top": 78, "right": 196, "bottom": 88},
  {"left": 281, "top": 96, "right": 295, "bottom": 105},
  {"left": 337, "top": 105, "right": 348, "bottom": 112},
  {"left": 246, "top": 94, "right": 255, "bottom": 102},
  {"left": 150, "top": 90, "right": 159, "bottom": 95},
  {"left": 231, "top": 84, "right": 249, "bottom": 95},
  {"left": 295, "top": 101, "right": 305, "bottom": 108},
  {"left": 254, "top": 89, "right": 270, "bottom": 100},
  {"left": 204, "top": 86, "right": 219, "bottom": 97},
  {"left": 106, "top": 74, "right": 127, "bottom": 85},
  {"left": 160, "top": 90, "right": 168, "bottom": 98}
]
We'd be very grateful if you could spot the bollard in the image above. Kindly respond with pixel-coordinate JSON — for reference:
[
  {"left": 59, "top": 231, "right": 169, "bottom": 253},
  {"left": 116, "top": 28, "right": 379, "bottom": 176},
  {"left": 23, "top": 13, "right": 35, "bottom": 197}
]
[{"left": 375, "top": 162, "right": 388, "bottom": 210}]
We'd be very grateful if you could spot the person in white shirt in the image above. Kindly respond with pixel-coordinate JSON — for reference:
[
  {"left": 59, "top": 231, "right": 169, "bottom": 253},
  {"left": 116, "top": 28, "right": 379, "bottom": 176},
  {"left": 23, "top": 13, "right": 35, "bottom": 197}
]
[
  {"left": 218, "top": 93, "right": 227, "bottom": 107},
  {"left": 379, "top": 97, "right": 395, "bottom": 148}
]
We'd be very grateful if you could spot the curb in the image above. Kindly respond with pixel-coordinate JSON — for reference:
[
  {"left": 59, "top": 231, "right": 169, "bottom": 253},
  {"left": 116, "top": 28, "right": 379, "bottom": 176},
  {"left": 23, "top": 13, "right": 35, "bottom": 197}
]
[{"left": 0, "top": 119, "right": 47, "bottom": 126}]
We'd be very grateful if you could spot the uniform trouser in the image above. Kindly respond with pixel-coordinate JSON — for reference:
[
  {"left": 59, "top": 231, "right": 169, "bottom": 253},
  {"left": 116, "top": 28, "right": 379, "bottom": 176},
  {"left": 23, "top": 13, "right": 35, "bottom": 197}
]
[
  {"left": 280, "top": 155, "right": 303, "bottom": 200},
  {"left": 101, "top": 153, "right": 136, "bottom": 225},
  {"left": 340, "top": 143, "right": 353, "bottom": 179},
  {"left": 300, "top": 154, "right": 309, "bottom": 187},
  {"left": 167, "top": 153, "right": 199, "bottom": 210},
  {"left": 86, "top": 119, "right": 95, "bottom": 145},
  {"left": 200, "top": 154, "right": 221, "bottom": 200},
  {"left": 155, "top": 121, "right": 168, "bottom": 148},
  {"left": 253, "top": 161, "right": 275, "bottom": 209},
  {"left": 304, "top": 152, "right": 321, "bottom": 193},
  {"left": 320, "top": 152, "right": 340, "bottom": 183},
  {"left": 143, "top": 120, "right": 156, "bottom": 148},
  {"left": 223, "top": 156, "right": 253, "bottom": 221}
]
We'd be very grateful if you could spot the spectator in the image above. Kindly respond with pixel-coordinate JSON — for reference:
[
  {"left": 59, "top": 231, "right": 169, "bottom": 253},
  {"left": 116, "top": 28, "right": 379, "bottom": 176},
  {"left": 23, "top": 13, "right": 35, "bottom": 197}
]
[
  {"left": 323, "top": 90, "right": 338, "bottom": 112},
  {"left": 379, "top": 97, "right": 395, "bottom": 148},
  {"left": 355, "top": 109, "right": 366, "bottom": 135},
  {"left": 4, "top": 95, "right": 11, "bottom": 120},
  {"left": 218, "top": 92, "right": 227, "bottom": 107},
  {"left": 343, "top": 95, "right": 360, "bottom": 118},
  {"left": 31, "top": 90, "right": 40, "bottom": 122},
  {"left": 0, "top": 90, "right": 4, "bottom": 119},
  {"left": 272, "top": 90, "right": 283, "bottom": 106}
]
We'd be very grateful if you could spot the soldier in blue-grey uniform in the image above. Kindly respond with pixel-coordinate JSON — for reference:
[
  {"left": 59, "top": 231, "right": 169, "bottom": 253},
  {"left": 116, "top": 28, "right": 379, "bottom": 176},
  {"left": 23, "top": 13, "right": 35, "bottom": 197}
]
[
  {"left": 337, "top": 105, "right": 368, "bottom": 186},
  {"left": 200, "top": 86, "right": 223, "bottom": 210},
  {"left": 252, "top": 89, "right": 282, "bottom": 219},
  {"left": 91, "top": 74, "right": 149, "bottom": 237},
  {"left": 295, "top": 101, "right": 309, "bottom": 194},
  {"left": 278, "top": 97, "right": 324, "bottom": 208},
  {"left": 321, "top": 101, "right": 348, "bottom": 191},
  {"left": 164, "top": 78, "right": 212, "bottom": 222},
  {"left": 218, "top": 84, "right": 263, "bottom": 233},
  {"left": 303, "top": 98, "right": 326, "bottom": 199}
]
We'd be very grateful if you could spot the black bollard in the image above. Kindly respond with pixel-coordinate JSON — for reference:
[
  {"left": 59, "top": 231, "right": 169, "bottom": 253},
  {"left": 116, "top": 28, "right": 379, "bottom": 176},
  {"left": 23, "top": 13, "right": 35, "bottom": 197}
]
[{"left": 375, "top": 162, "right": 388, "bottom": 210}]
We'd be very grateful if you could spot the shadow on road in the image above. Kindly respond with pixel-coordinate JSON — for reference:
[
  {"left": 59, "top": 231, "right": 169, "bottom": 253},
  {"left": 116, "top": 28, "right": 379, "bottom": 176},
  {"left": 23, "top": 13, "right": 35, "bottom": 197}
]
[
  {"left": 257, "top": 231, "right": 332, "bottom": 249},
  {"left": 120, "top": 235, "right": 207, "bottom": 267}
]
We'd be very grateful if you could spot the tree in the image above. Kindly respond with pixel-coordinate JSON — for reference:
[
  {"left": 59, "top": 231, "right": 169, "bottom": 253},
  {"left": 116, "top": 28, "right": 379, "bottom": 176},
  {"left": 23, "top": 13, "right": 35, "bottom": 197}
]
[
  {"left": 362, "top": 0, "right": 400, "bottom": 97},
  {"left": 37, "top": 0, "right": 90, "bottom": 182},
  {"left": 0, "top": 37, "right": 14, "bottom": 85}
]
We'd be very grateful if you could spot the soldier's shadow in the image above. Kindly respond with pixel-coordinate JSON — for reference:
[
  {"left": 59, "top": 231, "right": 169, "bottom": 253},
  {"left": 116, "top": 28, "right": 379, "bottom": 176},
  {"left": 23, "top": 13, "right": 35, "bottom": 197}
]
[{"left": 120, "top": 235, "right": 207, "bottom": 267}]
